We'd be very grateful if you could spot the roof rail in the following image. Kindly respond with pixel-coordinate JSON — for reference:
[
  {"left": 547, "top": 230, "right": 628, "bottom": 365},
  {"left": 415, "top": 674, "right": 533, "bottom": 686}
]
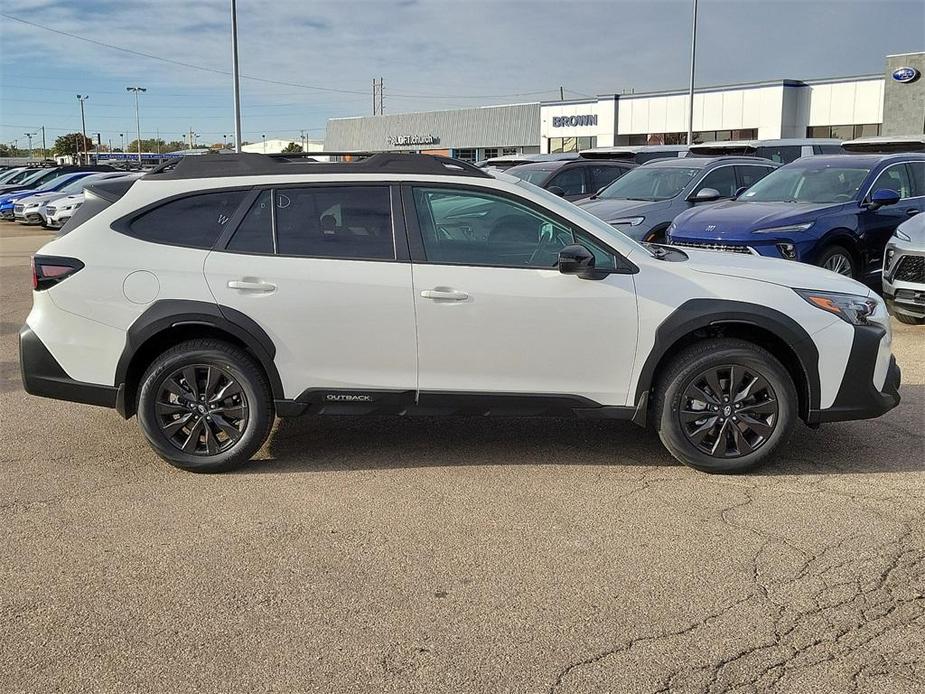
[{"left": 145, "top": 152, "right": 491, "bottom": 180}]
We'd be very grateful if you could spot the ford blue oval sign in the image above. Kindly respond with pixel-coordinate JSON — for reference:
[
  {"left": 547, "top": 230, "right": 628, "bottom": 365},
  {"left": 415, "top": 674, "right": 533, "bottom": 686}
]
[{"left": 891, "top": 66, "right": 920, "bottom": 83}]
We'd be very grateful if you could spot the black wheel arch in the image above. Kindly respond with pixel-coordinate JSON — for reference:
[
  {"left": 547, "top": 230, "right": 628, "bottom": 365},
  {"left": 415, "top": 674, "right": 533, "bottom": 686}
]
[
  {"left": 634, "top": 299, "right": 820, "bottom": 426},
  {"left": 115, "top": 300, "right": 282, "bottom": 418},
  {"left": 814, "top": 230, "right": 861, "bottom": 267}
]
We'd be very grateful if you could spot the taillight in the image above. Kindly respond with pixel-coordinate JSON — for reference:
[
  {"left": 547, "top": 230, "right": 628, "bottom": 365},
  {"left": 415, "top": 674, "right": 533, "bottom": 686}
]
[{"left": 32, "top": 255, "right": 84, "bottom": 291}]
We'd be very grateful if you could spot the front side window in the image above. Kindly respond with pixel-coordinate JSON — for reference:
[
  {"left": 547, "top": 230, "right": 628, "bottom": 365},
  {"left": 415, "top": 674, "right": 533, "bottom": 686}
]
[
  {"left": 694, "top": 166, "right": 738, "bottom": 198},
  {"left": 547, "top": 167, "right": 585, "bottom": 196},
  {"left": 599, "top": 166, "right": 700, "bottom": 201},
  {"left": 736, "top": 165, "right": 775, "bottom": 189},
  {"left": 413, "top": 187, "right": 615, "bottom": 269},
  {"left": 739, "top": 165, "right": 871, "bottom": 204},
  {"left": 870, "top": 164, "right": 913, "bottom": 200},
  {"left": 589, "top": 165, "right": 627, "bottom": 191},
  {"left": 128, "top": 190, "right": 248, "bottom": 248},
  {"left": 275, "top": 186, "right": 394, "bottom": 259}
]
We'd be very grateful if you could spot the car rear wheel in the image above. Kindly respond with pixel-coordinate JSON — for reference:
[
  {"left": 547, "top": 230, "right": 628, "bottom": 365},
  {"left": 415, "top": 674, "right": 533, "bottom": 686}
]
[
  {"left": 654, "top": 338, "right": 797, "bottom": 473},
  {"left": 817, "top": 245, "right": 856, "bottom": 278},
  {"left": 137, "top": 339, "right": 274, "bottom": 472}
]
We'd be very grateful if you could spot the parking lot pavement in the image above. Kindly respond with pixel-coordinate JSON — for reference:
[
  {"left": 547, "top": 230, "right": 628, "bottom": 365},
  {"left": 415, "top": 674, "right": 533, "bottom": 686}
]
[{"left": 0, "top": 228, "right": 923, "bottom": 694}]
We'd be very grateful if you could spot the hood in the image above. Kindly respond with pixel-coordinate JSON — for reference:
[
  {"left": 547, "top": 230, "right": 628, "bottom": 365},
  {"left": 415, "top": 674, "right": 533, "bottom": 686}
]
[
  {"left": 575, "top": 197, "right": 663, "bottom": 221},
  {"left": 16, "top": 191, "right": 65, "bottom": 205},
  {"left": 679, "top": 247, "right": 871, "bottom": 295},
  {"left": 674, "top": 200, "right": 851, "bottom": 236},
  {"left": 0, "top": 189, "right": 40, "bottom": 203},
  {"left": 895, "top": 213, "right": 925, "bottom": 246}
]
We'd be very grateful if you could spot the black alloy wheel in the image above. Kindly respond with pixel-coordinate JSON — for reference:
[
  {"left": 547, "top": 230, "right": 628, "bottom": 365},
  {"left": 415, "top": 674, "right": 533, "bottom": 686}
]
[
  {"left": 679, "top": 364, "right": 778, "bottom": 458},
  {"left": 155, "top": 363, "right": 249, "bottom": 455}
]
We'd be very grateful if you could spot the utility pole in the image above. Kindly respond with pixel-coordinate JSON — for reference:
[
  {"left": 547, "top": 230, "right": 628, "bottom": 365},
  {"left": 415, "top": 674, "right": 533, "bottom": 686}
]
[
  {"left": 262, "top": 133, "right": 266, "bottom": 153},
  {"left": 120, "top": 133, "right": 125, "bottom": 153},
  {"left": 24, "top": 132, "right": 36, "bottom": 160},
  {"left": 230, "top": 0, "right": 243, "bottom": 152},
  {"left": 378, "top": 77, "right": 384, "bottom": 115},
  {"left": 372, "top": 78, "right": 377, "bottom": 115},
  {"left": 156, "top": 128, "right": 161, "bottom": 156},
  {"left": 686, "top": 0, "right": 699, "bottom": 146},
  {"left": 127, "top": 86, "right": 146, "bottom": 163},
  {"left": 41, "top": 126, "right": 46, "bottom": 160},
  {"left": 300, "top": 129, "right": 306, "bottom": 151},
  {"left": 76, "top": 94, "right": 89, "bottom": 165}
]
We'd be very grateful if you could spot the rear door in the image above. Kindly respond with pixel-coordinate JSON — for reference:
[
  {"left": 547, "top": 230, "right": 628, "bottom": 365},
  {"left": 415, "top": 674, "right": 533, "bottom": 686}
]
[{"left": 204, "top": 184, "right": 418, "bottom": 400}]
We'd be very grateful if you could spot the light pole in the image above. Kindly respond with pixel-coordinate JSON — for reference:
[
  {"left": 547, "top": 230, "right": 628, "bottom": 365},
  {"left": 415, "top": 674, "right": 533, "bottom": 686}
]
[
  {"left": 686, "top": 0, "right": 698, "bottom": 146},
  {"left": 127, "top": 86, "right": 146, "bottom": 164},
  {"left": 76, "top": 94, "right": 89, "bottom": 164},
  {"left": 230, "top": 0, "right": 243, "bottom": 152},
  {"left": 262, "top": 134, "right": 266, "bottom": 153},
  {"left": 24, "top": 132, "right": 36, "bottom": 160},
  {"left": 223, "top": 134, "right": 228, "bottom": 149},
  {"left": 300, "top": 129, "right": 306, "bottom": 152}
]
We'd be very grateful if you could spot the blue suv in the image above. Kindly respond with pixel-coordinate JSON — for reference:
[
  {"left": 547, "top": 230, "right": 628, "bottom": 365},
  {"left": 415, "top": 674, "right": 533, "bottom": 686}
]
[{"left": 667, "top": 154, "right": 925, "bottom": 280}]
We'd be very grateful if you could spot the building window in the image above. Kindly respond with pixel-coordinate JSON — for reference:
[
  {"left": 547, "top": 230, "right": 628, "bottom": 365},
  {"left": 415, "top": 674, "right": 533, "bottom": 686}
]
[
  {"left": 616, "top": 129, "right": 757, "bottom": 146},
  {"left": 483, "top": 148, "right": 500, "bottom": 159},
  {"left": 806, "top": 124, "right": 881, "bottom": 139},
  {"left": 502, "top": 147, "right": 518, "bottom": 156},
  {"left": 548, "top": 136, "right": 597, "bottom": 153},
  {"left": 453, "top": 148, "right": 478, "bottom": 162}
]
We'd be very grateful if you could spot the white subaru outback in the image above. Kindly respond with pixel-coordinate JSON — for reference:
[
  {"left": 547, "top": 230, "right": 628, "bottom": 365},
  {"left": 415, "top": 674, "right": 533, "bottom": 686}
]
[{"left": 20, "top": 153, "right": 901, "bottom": 474}]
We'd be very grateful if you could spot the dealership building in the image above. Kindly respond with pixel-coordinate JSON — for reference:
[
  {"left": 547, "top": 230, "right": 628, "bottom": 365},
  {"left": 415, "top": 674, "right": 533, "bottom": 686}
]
[{"left": 324, "top": 52, "right": 924, "bottom": 161}]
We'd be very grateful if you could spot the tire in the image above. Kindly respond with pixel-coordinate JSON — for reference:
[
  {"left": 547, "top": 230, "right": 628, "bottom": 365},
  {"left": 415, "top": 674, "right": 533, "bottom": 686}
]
[
  {"left": 137, "top": 339, "right": 274, "bottom": 473},
  {"left": 894, "top": 312, "right": 925, "bottom": 325},
  {"left": 817, "top": 244, "right": 856, "bottom": 278},
  {"left": 653, "top": 338, "right": 797, "bottom": 474}
]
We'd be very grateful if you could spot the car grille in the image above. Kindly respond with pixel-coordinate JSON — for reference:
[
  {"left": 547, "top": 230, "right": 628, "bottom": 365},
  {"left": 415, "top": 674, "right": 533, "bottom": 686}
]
[
  {"left": 670, "top": 241, "right": 754, "bottom": 255},
  {"left": 893, "top": 255, "right": 925, "bottom": 283},
  {"left": 14, "top": 204, "right": 24, "bottom": 214}
]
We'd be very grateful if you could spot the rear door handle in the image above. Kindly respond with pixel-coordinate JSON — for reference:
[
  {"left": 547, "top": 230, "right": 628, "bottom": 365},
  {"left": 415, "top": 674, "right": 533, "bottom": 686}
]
[
  {"left": 227, "top": 279, "right": 277, "bottom": 292},
  {"left": 420, "top": 289, "right": 469, "bottom": 301}
]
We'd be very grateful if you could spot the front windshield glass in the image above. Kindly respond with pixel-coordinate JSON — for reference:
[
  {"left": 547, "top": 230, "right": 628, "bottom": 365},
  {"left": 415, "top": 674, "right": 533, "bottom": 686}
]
[
  {"left": 2, "top": 169, "right": 38, "bottom": 184},
  {"left": 513, "top": 178, "right": 652, "bottom": 257},
  {"left": 58, "top": 176, "right": 97, "bottom": 194},
  {"left": 0, "top": 169, "right": 27, "bottom": 184},
  {"left": 739, "top": 165, "right": 870, "bottom": 203},
  {"left": 598, "top": 166, "right": 700, "bottom": 201},
  {"left": 35, "top": 174, "right": 79, "bottom": 192},
  {"left": 505, "top": 167, "right": 554, "bottom": 185}
]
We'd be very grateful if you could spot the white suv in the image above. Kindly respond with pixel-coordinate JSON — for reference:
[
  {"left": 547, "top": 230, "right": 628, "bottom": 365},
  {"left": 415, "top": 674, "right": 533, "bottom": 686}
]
[{"left": 20, "top": 153, "right": 901, "bottom": 474}]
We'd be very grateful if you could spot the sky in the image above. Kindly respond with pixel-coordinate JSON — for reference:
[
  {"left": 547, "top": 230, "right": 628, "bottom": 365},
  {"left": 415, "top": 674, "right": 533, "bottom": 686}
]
[{"left": 0, "top": 0, "right": 923, "bottom": 149}]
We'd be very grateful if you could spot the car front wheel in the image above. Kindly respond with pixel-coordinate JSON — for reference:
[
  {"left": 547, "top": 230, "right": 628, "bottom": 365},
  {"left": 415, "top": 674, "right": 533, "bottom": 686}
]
[
  {"left": 654, "top": 338, "right": 797, "bottom": 473},
  {"left": 817, "top": 245, "right": 856, "bottom": 278},
  {"left": 137, "top": 339, "right": 274, "bottom": 472}
]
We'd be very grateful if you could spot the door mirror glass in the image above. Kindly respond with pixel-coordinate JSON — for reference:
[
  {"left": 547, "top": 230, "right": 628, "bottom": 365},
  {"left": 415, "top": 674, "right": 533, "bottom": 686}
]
[
  {"left": 868, "top": 188, "right": 901, "bottom": 209},
  {"left": 558, "top": 244, "right": 595, "bottom": 275},
  {"left": 691, "top": 187, "right": 721, "bottom": 202},
  {"left": 547, "top": 185, "right": 566, "bottom": 197}
]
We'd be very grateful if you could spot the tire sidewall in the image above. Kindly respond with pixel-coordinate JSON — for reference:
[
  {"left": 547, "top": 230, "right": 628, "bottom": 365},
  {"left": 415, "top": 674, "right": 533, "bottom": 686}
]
[
  {"left": 818, "top": 245, "right": 856, "bottom": 278},
  {"left": 658, "top": 345, "right": 797, "bottom": 473},
  {"left": 137, "top": 346, "right": 270, "bottom": 472}
]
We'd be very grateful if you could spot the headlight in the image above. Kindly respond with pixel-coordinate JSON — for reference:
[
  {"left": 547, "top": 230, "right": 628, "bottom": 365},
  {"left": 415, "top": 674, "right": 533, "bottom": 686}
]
[
  {"left": 795, "top": 289, "right": 880, "bottom": 325},
  {"left": 609, "top": 217, "right": 645, "bottom": 227},
  {"left": 893, "top": 228, "right": 911, "bottom": 242},
  {"left": 754, "top": 222, "right": 814, "bottom": 234},
  {"left": 26, "top": 203, "right": 39, "bottom": 208}
]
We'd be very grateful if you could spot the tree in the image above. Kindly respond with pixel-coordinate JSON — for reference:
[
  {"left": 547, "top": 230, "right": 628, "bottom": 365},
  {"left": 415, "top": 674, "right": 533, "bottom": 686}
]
[
  {"left": 282, "top": 142, "right": 303, "bottom": 153},
  {"left": 53, "top": 133, "right": 94, "bottom": 157},
  {"left": 125, "top": 138, "right": 169, "bottom": 154}
]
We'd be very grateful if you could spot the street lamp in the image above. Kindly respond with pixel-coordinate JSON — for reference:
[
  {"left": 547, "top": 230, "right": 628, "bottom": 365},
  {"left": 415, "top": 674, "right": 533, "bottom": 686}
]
[
  {"left": 120, "top": 133, "right": 125, "bottom": 153},
  {"left": 76, "top": 95, "right": 89, "bottom": 164},
  {"left": 262, "top": 133, "right": 266, "bottom": 153},
  {"left": 126, "top": 86, "right": 146, "bottom": 164},
  {"left": 223, "top": 134, "right": 228, "bottom": 149},
  {"left": 24, "top": 132, "right": 36, "bottom": 160},
  {"left": 231, "top": 0, "right": 243, "bottom": 152},
  {"left": 686, "top": 0, "right": 699, "bottom": 146}
]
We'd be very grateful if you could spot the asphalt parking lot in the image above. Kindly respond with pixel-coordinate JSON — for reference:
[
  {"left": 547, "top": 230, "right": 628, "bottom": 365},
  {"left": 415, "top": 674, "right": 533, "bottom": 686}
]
[{"left": 1, "top": 227, "right": 923, "bottom": 694}]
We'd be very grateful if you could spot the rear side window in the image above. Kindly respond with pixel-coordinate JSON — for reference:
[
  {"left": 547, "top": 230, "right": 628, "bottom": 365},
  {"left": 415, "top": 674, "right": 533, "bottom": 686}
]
[
  {"left": 128, "top": 190, "right": 248, "bottom": 248},
  {"left": 275, "top": 186, "right": 394, "bottom": 259},
  {"left": 228, "top": 190, "right": 273, "bottom": 254},
  {"left": 589, "top": 165, "right": 628, "bottom": 191},
  {"left": 906, "top": 162, "right": 925, "bottom": 197},
  {"left": 755, "top": 146, "right": 803, "bottom": 164}
]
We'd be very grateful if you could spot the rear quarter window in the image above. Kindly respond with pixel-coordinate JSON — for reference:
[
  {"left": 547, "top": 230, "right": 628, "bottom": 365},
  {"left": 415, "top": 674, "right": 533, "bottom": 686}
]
[{"left": 124, "top": 190, "right": 248, "bottom": 248}]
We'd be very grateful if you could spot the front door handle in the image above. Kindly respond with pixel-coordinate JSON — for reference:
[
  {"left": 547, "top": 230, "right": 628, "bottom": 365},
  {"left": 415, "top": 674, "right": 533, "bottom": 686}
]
[
  {"left": 905, "top": 208, "right": 919, "bottom": 216},
  {"left": 228, "top": 279, "right": 277, "bottom": 292},
  {"left": 420, "top": 288, "right": 469, "bottom": 301}
]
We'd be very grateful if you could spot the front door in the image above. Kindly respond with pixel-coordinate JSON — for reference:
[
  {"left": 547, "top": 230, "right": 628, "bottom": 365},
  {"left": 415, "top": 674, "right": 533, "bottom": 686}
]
[
  {"left": 204, "top": 185, "right": 417, "bottom": 400},
  {"left": 404, "top": 185, "right": 638, "bottom": 408},
  {"left": 860, "top": 163, "right": 922, "bottom": 271}
]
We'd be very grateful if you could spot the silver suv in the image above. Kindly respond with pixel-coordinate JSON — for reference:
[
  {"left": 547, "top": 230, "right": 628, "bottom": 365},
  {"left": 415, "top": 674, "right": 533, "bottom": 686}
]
[{"left": 883, "top": 213, "right": 925, "bottom": 325}]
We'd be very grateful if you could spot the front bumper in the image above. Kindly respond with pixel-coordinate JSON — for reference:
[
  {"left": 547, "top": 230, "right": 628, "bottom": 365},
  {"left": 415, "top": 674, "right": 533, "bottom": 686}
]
[
  {"left": 882, "top": 240, "right": 925, "bottom": 319},
  {"left": 20, "top": 325, "right": 120, "bottom": 409},
  {"left": 807, "top": 324, "right": 901, "bottom": 424},
  {"left": 15, "top": 211, "right": 44, "bottom": 225}
]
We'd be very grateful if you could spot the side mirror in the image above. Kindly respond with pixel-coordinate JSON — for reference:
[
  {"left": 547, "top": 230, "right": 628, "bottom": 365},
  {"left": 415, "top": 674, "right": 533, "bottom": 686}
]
[
  {"left": 558, "top": 244, "right": 595, "bottom": 276},
  {"left": 732, "top": 186, "right": 748, "bottom": 200},
  {"left": 867, "top": 188, "right": 900, "bottom": 210},
  {"left": 690, "top": 187, "right": 721, "bottom": 202},
  {"left": 547, "top": 185, "right": 566, "bottom": 197}
]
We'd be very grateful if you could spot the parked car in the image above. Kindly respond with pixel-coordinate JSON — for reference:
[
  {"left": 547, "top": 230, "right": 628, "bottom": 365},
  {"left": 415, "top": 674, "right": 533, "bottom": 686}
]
[
  {"left": 1, "top": 171, "right": 100, "bottom": 221},
  {"left": 0, "top": 167, "right": 39, "bottom": 186},
  {"left": 576, "top": 156, "right": 778, "bottom": 242},
  {"left": 504, "top": 158, "right": 636, "bottom": 201},
  {"left": 883, "top": 213, "right": 925, "bottom": 324},
  {"left": 688, "top": 138, "right": 844, "bottom": 164},
  {"left": 14, "top": 172, "right": 135, "bottom": 225},
  {"left": 667, "top": 154, "right": 925, "bottom": 280},
  {"left": 579, "top": 145, "right": 690, "bottom": 164},
  {"left": 842, "top": 134, "right": 925, "bottom": 154},
  {"left": 20, "top": 153, "right": 900, "bottom": 475},
  {"left": 0, "top": 165, "right": 114, "bottom": 195},
  {"left": 477, "top": 153, "right": 577, "bottom": 171}
]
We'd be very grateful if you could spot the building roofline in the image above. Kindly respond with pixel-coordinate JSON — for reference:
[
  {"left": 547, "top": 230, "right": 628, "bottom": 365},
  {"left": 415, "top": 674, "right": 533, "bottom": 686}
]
[
  {"left": 328, "top": 101, "right": 540, "bottom": 123},
  {"left": 886, "top": 51, "right": 925, "bottom": 58}
]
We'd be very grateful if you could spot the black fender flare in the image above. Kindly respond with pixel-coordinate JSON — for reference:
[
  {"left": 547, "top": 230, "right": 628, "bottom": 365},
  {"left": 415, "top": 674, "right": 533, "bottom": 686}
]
[
  {"left": 633, "top": 298, "right": 821, "bottom": 422},
  {"left": 114, "top": 300, "right": 283, "bottom": 415}
]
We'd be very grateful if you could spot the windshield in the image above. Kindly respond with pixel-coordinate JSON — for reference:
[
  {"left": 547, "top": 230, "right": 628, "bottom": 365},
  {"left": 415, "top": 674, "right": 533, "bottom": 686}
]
[
  {"left": 598, "top": 166, "right": 700, "bottom": 201},
  {"left": 0, "top": 169, "right": 28, "bottom": 184},
  {"left": 35, "top": 174, "right": 81, "bottom": 192},
  {"left": 2, "top": 169, "right": 40, "bottom": 185},
  {"left": 57, "top": 175, "right": 98, "bottom": 194},
  {"left": 505, "top": 167, "right": 554, "bottom": 185},
  {"left": 513, "top": 178, "right": 652, "bottom": 257},
  {"left": 739, "top": 165, "right": 870, "bottom": 203}
]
